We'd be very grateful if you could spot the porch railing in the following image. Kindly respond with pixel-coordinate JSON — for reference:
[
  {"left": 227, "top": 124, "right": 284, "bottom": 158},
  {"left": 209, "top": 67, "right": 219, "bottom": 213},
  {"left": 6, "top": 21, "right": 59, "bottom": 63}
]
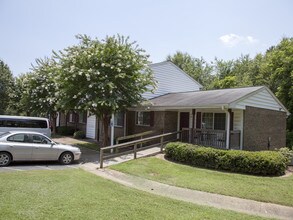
[{"left": 182, "top": 128, "right": 240, "bottom": 149}]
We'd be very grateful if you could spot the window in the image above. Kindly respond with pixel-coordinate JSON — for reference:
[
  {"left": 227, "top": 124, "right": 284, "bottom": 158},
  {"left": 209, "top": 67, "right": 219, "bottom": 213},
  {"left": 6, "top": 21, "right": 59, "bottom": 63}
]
[
  {"left": 78, "top": 112, "right": 87, "bottom": 124},
  {"left": 136, "top": 111, "right": 151, "bottom": 126},
  {"left": 7, "top": 134, "right": 29, "bottom": 143},
  {"left": 114, "top": 112, "right": 124, "bottom": 127},
  {"left": 0, "top": 119, "right": 47, "bottom": 128},
  {"left": 69, "top": 113, "right": 74, "bottom": 123},
  {"left": 202, "top": 113, "right": 213, "bottom": 129},
  {"left": 31, "top": 134, "right": 51, "bottom": 144},
  {"left": 201, "top": 113, "right": 226, "bottom": 130},
  {"left": 214, "top": 113, "right": 226, "bottom": 130}
]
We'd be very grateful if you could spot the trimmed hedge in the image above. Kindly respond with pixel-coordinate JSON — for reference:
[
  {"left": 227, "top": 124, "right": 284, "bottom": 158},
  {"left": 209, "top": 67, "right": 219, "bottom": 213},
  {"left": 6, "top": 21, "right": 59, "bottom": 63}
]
[
  {"left": 165, "top": 142, "right": 287, "bottom": 176},
  {"left": 56, "top": 126, "right": 76, "bottom": 136},
  {"left": 74, "top": 131, "right": 86, "bottom": 139}
]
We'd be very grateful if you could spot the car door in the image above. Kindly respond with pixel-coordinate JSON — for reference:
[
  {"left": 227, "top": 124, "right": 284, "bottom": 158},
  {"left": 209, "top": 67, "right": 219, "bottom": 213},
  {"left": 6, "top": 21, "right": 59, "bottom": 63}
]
[
  {"left": 31, "top": 134, "right": 59, "bottom": 160},
  {"left": 6, "top": 133, "right": 33, "bottom": 160}
]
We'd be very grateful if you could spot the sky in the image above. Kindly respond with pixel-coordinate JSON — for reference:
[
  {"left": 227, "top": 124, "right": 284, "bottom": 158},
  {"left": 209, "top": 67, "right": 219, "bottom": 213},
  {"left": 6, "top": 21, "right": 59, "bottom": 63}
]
[{"left": 1, "top": 0, "right": 293, "bottom": 76}]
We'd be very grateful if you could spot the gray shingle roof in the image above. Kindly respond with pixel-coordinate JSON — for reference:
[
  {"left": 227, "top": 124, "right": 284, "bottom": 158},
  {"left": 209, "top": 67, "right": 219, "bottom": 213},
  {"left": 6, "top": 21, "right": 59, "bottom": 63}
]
[{"left": 149, "top": 86, "right": 264, "bottom": 107}]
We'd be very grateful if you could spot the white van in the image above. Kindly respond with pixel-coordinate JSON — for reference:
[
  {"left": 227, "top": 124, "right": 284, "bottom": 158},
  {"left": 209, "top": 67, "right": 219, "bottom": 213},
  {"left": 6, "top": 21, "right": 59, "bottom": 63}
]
[{"left": 0, "top": 115, "right": 51, "bottom": 137}]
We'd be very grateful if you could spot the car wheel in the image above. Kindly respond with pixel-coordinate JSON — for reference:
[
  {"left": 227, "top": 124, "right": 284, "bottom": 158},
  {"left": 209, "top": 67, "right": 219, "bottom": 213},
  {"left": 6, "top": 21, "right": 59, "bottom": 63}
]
[
  {"left": 0, "top": 152, "right": 11, "bottom": 167},
  {"left": 59, "top": 152, "right": 74, "bottom": 165}
]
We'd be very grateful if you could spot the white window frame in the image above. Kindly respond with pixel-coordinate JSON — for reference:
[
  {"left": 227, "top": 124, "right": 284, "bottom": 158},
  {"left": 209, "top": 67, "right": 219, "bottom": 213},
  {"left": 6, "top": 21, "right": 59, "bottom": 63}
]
[
  {"left": 78, "top": 112, "right": 86, "bottom": 124},
  {"left": 69, "top": 113, "right": 74, "bottom": 123},
  {"left": 114, "top": 112, "right": 124, "bottom": 127},
  {"left": 201, "top": 112, "right": 226, "bottom": 130}
]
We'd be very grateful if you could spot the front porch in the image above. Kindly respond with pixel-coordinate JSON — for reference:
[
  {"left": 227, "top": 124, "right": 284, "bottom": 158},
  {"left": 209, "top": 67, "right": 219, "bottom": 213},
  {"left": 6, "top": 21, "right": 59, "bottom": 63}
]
[
  {"left": 123, "top": 106, "right": 243, "bottom": 150},
  {"left": 181, "top": 128, "right": 241, "bottom": 149}
]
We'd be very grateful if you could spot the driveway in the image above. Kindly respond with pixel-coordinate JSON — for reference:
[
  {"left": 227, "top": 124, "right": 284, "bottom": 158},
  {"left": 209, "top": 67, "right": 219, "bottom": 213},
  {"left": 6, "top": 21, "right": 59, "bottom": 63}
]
[{"left": 0, "top": 137, "right": 100, "bottom": 172}]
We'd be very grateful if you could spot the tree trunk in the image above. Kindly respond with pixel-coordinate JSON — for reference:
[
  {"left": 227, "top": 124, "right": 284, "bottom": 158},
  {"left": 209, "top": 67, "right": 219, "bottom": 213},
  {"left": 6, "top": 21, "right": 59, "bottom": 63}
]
[
  {"left": 51, "top": 112, "right": 57, "bottom": 135},
  {"left": 102, "top": 114, "right": 111, "bottom": 147},
  {"left": 52, "top": 115, "right": 57, "bottom": 135}
]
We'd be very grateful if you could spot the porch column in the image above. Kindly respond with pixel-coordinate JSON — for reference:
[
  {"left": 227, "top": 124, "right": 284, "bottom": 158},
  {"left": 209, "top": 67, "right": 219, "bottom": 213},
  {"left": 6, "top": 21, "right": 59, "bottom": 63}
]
[
  {"left": 110, "top": 114, "right": 115, "bottom": 146},
  {"left": 191, "top": 109, "right": 196, "bottom": 144},
  {"left": 226, "top": 110, "right": 231, "bottom": 149},
  {"left": 177, "top": 111, "right": 180, "bottom": 139}
]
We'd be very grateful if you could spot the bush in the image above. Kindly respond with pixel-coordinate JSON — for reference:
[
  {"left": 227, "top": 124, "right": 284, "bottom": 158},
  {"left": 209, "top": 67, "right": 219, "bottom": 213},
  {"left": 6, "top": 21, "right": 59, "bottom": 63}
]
[
  {"left": 278, "top": 147, "right": 293, "bottom": 164},
  {"left": 56, "top": 126, "right": 76, "bottom": 136},
  {"left": 74, "top": 131, "right": 86, "bottom": 139},
  {"left": 165, "top": 142, "right": 287, "bottom": 176}
]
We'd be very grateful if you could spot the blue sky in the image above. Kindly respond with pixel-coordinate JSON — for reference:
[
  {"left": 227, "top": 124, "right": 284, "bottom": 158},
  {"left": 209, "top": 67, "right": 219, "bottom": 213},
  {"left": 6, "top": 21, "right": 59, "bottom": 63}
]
[{"left": 1, "top": 0, "right": 293, "bottom": 75}]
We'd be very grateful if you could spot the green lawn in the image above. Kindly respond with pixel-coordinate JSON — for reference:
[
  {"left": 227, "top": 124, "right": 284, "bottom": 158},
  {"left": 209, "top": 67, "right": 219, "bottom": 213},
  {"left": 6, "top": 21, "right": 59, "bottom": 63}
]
[
  {"left": 76, "top": 142, "right": 100, "bottom": 151},
  {"left": 0, "top": 169, "right": 266, "bottom": 220},
  {"left": 111, "top": 157, "right": 293, "bottom": 207}
]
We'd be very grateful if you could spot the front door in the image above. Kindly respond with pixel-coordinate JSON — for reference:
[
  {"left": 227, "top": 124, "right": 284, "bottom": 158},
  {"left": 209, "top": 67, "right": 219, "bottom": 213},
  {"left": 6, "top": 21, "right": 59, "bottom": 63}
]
[{"left": 180, "top": 112, "right": 190, "bottom": 130}]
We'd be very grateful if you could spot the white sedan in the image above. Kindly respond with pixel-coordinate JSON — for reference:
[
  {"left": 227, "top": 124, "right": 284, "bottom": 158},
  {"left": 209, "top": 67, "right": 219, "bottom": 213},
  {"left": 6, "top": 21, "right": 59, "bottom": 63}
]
[{"left": 0, "top": 131, "right": 81, "bottom": 166}]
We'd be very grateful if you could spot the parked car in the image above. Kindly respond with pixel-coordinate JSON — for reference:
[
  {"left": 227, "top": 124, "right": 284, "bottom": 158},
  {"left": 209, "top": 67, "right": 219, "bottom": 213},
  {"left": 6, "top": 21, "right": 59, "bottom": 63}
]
[{"left": 0, "top": 131, "right": 81, "bottom": 166}]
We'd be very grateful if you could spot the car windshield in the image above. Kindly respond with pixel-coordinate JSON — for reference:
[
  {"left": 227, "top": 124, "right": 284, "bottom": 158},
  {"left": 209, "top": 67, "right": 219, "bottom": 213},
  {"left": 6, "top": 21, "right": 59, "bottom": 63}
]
[{"left": 0, "top": 132, "right": 11, "bottom": 138}]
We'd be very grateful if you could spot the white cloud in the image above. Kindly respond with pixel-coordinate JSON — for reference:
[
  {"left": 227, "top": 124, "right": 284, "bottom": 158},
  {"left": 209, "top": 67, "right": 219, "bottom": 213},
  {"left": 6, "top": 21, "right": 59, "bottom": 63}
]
[{"left": 219, "top": 34, "right": 258, "bottom": 47}]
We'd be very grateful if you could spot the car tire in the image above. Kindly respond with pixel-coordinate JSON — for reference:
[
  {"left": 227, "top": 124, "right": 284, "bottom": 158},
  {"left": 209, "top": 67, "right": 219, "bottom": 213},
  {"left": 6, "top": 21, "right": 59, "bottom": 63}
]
[
  {"left": 59, "top": 152, "right": 74, "bottom": 165},
  {"left": 0, "top": 152, "right": 12, "bottom": 167}
]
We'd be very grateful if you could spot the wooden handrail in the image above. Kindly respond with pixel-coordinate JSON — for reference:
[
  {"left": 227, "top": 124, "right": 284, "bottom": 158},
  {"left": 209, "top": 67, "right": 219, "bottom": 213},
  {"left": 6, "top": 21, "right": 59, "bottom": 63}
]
[
  {"left": 116, "top": 130, "right": 155, "bottom": 144},
  {"left": 99, "top": 131, "right": 181, "bottom": 168}
]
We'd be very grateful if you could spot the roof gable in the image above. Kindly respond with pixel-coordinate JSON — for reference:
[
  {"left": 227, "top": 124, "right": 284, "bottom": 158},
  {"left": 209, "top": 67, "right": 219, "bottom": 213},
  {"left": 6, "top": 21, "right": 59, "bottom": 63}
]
[
  {"left": 143, "top": 61, "right": 202, "bottom": 99},
  {"left": 231, "top": 86, "right": 289, "bottom": 114}
]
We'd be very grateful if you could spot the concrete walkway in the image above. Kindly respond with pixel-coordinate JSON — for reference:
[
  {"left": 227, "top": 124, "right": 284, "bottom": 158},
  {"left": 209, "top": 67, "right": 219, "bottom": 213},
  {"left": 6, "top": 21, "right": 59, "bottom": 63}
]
[
  {"left": 99, "top": 146, "right": 162, "bottom": 167},
  {"left": 82, "top": 165, "right": 293, "bottom": 220}
]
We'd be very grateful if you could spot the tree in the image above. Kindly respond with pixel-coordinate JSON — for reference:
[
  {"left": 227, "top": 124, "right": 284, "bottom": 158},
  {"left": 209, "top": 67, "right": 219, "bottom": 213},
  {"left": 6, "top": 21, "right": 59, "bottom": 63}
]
[
  {"left": 262, "top": 38, "right": 293, "bottom": 130},
  {"left": 8, "top": 73, "right": 32, "bottom": 115},
  {"left": 55, "top": 34, "right": 156, "bottom": 146},
  {"left": 0, "top": 59, "right": 14, "bottom": 114},
  {"left": 27, "top": 58, "right": 60, "bottom": 134},
  {"left": 166, "top": 51, "right": 214, "bottom": 89}
]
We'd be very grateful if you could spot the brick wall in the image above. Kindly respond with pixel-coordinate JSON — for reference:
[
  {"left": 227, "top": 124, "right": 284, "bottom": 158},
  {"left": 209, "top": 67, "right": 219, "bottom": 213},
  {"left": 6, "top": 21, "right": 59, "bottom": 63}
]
[
  {"left": 126, "top": 111, "right": 178, "bottom": 135},
  {"left": 243, "top": 106, "right": 286, "bottom": 150}
]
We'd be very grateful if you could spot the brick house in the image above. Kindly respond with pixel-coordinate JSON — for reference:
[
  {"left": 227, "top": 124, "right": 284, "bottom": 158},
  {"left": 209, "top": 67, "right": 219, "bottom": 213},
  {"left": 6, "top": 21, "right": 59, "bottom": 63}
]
[{"left": 58, "top": 61, "right": 290, "bottom": 150}]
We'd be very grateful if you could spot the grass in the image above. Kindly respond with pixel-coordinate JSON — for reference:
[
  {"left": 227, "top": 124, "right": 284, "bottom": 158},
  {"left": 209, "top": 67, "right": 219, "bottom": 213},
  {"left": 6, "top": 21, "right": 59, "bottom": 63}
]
[
  {"left": 0, "top": 169, "right": 265, "bottom": 220},
  {"left": 111, "top": 157, "right": 293, "bottom": 207},
  {"left": 76, "top": 142, "right": 100, "bottom": 151}
]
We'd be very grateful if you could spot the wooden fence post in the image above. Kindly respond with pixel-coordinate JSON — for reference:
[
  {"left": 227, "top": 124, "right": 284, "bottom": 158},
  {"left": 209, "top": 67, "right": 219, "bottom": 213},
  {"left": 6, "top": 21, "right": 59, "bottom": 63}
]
[
  {"left": 134, "top": 144, "right": 137, "bottom": 159},
  {"left": 160, "top": 136, "right": 164, "bottom": 152}
]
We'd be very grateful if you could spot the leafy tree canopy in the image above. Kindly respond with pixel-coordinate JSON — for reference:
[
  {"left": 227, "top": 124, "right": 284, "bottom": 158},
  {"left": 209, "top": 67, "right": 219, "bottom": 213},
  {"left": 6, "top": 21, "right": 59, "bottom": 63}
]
[
  {"left": 55, "top": 34, "right": 156, "bottom": 145},
  {"left": 0, "top": 59, "right": 14, "bottom": 114}
]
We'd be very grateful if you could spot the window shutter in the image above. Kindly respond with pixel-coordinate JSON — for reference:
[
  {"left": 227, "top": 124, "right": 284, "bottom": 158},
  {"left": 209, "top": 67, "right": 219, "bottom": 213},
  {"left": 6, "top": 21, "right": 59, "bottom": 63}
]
[
  {"left": 196, "top": 112, "right": 201, "bottom": 129},
  {"left": 230, "top": 111, "right": 234, "bottom": 131},
  {"left": 150, "top": 111, "right": 154, "bottom": 127}
]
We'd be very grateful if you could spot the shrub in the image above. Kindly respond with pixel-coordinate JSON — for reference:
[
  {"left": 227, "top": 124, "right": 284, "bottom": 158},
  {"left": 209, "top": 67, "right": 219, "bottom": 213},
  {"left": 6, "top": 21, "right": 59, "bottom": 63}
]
[
  {"left": 56, "top": 126, "right": 76, "bottom": 136},
  {"left": 165, "top": 142, "right": 287, "bottom": 176},
  {"left": 74, "top": 131, "right": 86, "bottom": 139},
  {"left": 278, "top": 147, "right": 293, "bottom": 164}
]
